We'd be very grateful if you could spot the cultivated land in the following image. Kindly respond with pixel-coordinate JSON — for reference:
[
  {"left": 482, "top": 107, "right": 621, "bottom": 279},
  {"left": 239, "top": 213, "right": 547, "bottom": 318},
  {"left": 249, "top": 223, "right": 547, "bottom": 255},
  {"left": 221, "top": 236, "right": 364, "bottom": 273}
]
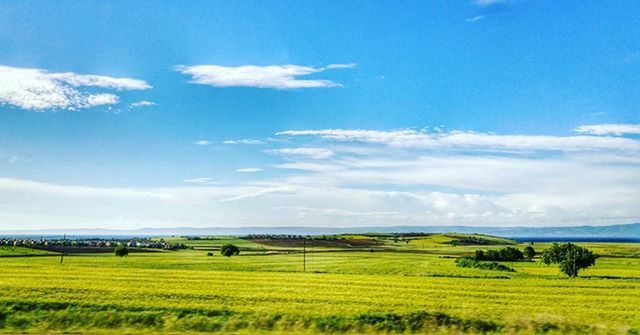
[{"left": 0, "top": 234, "right": 639, "bottom": 334}]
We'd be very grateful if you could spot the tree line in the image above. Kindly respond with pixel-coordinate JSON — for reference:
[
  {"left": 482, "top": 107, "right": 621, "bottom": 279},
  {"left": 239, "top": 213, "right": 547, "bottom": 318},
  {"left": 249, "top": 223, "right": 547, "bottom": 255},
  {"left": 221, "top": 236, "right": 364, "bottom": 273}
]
[{"left": 464, "top": 243, "right": 598, "bottom": 277}]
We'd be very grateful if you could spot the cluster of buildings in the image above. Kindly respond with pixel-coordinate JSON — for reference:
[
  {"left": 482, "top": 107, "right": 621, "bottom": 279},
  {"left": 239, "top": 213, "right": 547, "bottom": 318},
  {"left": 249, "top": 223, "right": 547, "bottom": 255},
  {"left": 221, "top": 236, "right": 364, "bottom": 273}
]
[{"left": 0, "top": 238, "right": 186, "bottom": 250}]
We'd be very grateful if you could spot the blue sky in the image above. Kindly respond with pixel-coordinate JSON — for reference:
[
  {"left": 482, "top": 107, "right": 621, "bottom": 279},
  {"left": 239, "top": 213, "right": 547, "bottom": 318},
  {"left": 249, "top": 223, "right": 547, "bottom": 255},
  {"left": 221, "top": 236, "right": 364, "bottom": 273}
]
[{"left": 0, "top": 0, "right": 639, "bottom": 229}]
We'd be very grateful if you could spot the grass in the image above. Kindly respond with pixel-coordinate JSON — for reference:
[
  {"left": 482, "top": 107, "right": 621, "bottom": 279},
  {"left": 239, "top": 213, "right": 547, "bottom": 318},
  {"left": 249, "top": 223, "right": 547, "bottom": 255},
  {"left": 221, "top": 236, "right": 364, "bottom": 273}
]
[
  {"left": 0, "top": 238, "right": 639, "bottom": 334},
  {"left": 0, "top": 246, "right": 55, "bottom": 256}
]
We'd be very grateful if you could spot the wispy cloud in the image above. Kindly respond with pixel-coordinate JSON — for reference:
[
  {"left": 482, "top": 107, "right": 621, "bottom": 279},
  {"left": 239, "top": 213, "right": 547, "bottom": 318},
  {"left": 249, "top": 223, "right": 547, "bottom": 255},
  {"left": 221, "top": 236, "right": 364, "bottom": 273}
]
[
  {"left": 218, "top": 186, "right": 294, "bottom": 202},
  {"left": 183, "top": 177, "right": 218, "bottom": 185},
  {"left": 267, "top": 147, "right": 335, "bottom": 159},
  {"left": 236, "top": 168, "right": 263, "bottom": 173},
  {"left": 575, "top": 124, "right": 640, "bottom": 136},
  {"left": 465, "top": 15, "right": 486, "bottom": 23},
  {"left": 277, "top": 129, "right": 640, "bottom": 152},
  {"left": 223, "top": 139, "right": 265, "bottom": 145},
  {"left": 175, "top": 63, "right": 355, "bottom": 89},
  {"left": 194, "top": 140, "right": 212, "bottom": 146},
  {"left": 0, "top": 65, "right": 150, "bottom": 110},
  {"left": 129, "top": 100, "right": 156, "bottom": 108},
  {"left": 3, "top": 125, "right": 638, "bottom": 228}
]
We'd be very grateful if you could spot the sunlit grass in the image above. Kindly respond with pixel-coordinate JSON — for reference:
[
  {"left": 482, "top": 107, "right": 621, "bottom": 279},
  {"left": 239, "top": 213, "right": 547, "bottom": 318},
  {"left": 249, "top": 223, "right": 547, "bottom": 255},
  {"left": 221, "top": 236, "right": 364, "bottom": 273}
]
[{"left": 0, "top": 241, "right": 638, "bottom": 334}]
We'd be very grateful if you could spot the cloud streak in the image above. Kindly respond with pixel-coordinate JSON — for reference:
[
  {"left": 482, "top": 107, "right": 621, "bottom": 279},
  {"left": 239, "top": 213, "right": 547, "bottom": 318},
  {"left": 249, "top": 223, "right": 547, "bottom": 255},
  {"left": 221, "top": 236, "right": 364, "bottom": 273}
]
[
  {"left": 236, "top": 168, "right": 263, "bottom": 173},
  {"left": 575, "top": 124, "right": 640, "bottom": 136},
  {"left": 465, "top": 15, "right": 486, "bottom": 23},
  {"left": 175, "top": 63, "right": 355, "bottom": 89},
  {"left": 277, "top": 129, "right": 640, "bottom": 152},
  {"left": 183, "top": 178, "right": 218, "bottom": 185},
  {"left": 130, "top": 100, "right": 156, "bottom": 108},
  {"left": 223, "top": 139, "right": 265, "bottom": 145},
  {"left": 267, "top": 147, "right": 335, "bottom": 159}
]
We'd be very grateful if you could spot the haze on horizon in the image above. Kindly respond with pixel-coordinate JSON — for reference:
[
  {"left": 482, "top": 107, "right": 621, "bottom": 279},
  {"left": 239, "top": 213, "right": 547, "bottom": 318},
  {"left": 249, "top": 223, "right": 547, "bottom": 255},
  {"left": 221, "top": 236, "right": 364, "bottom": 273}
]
[{"left": 0, "top": 1, "right": 639, "bottom": 230}]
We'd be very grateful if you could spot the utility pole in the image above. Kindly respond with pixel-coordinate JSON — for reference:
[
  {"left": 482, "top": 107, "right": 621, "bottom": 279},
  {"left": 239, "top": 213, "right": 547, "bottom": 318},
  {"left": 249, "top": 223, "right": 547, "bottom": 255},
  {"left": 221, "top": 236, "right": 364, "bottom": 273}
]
[
  {"left": 60, "top": 234, "right": 66, "bottom": 264},
  {"left": 303, "top": 236, "right": 306, "bottom": 272}
]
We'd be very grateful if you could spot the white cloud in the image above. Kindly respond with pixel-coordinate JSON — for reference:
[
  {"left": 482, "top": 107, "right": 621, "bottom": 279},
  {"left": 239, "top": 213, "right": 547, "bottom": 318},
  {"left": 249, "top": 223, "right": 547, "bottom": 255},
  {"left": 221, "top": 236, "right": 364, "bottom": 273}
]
[
  {"left": 0, "top": 65, "right": 151, "bottom": 110},
  {"left": 2, "top": 125, "right": 639, "bottom": 229},
  {"left": 48, "top": 72, "right": 150, "bottom": 90},
  {"left": 267, "top": 147, "right": 335, "bottom": 159},
  {"left": 175, "top": 63, "right": 355, "bottom": 89},
  {"left": 236, "top": 168, "right": 263, "bottom": 173},
  {"left": 0, "top": 154, "right": 638, "bottom": 228},
  {"left": 575, "top": 124, "right": 640, "bottom": 136},
  {"left": 218, "top": 186, "right": 295, "bottom": 202},
  {"left": 130, "top": 100, "right": 156, "bottom": 108},
  {"left": 223, "top": 139, "right": 265, "bottom": 145},
  {"left": 183, "top": 178, "right": 218, "bottom": 185},
  {"left": 465, "top": 15, "right": 486, "bottom": 22},
  {"left": 324, "top": 63, "right": 357, "bottom": 69},
  {"left": 278, "top": 154, "right": 640, "bottom": 194},
  {"left": 194, "top": 140, "right": 212, "bottom": 146},
  {"left": 85, "top": 93, "right": 119, "bottom": 106},
  {"left": 277, "top": 129, "right": 640, "bottom": 152},
  {"left": 278, "top": 129, "right": 435, "bottom": 147}
]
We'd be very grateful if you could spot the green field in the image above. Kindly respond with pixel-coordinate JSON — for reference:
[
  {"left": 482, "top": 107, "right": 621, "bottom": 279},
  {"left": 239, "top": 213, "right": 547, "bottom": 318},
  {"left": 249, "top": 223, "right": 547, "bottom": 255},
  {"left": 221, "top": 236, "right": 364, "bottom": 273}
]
[
  {"left": 0, "top": 246, "right": 55, "bottom": 256},
  {"left": 0, "top": 235, "right": 639, "bottom": 334}
]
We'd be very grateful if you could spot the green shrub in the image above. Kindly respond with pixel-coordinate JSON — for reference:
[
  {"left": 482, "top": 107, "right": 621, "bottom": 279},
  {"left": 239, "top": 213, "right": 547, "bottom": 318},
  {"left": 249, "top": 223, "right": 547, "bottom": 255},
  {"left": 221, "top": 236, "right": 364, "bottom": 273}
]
[
  {"left": 114, "top": 244, "right": 129, "bottom": 257},
  {"left": 456, "top": 257, "right": 516, "bottom": 272},
  {"left": 220, "top": 244, "right": 240, "bottom": 257}
]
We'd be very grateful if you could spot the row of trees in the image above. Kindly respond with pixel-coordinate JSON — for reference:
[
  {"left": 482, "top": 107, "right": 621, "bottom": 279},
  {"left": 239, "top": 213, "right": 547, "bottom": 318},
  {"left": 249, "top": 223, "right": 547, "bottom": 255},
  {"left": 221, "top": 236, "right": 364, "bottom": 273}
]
[
  {"left": 474, "top": 247, "right": 527, "bottom": 262},
  {"left": 471, "top": 243, "right": 598, "bottom": 277},
  {"left": 114, "top": 243, "right": 241, "bottom": 257}
]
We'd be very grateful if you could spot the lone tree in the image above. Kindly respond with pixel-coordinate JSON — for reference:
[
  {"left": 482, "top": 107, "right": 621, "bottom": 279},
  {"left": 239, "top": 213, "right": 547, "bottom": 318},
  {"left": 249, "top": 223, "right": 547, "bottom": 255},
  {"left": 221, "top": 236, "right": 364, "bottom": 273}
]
[
  {"left": 114, "top": 244, "right": 129, "bottom": 257},
  {"left": 541, "top": 243, "right": 598, "bottom": 277},
  {"left": 220, "top": 244, "right": 240, "bottom": 257},
  {"left": 523, "top": 245, "right": 536, "bottom": 260}
]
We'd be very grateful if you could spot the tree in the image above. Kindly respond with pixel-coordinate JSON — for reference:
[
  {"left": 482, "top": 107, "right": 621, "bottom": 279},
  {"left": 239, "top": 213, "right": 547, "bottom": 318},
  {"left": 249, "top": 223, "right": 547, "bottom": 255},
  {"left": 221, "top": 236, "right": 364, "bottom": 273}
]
[
  {"left": 523, "top": 245, "right": 536, "bottom": 260},
  {"left": 220, "top": 244, "right": 240, "bottom": 257},
  {"left": 541, "top": 243, "right": 598, "bottom": 277},
  {"left": 498, "top": 247, "right": 524, "bottom": 261},
  {"left": 114, "top": 244, "right": 129, "bottom": 257}
]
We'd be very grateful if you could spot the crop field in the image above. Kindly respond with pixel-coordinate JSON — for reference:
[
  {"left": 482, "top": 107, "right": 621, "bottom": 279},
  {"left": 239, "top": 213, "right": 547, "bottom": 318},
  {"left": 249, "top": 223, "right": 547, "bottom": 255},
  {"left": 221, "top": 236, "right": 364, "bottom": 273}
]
[
  {"left": 0, "top": 246, "right": 55, "bottom": 256},
  {"left": 0, "top": 235, "right": 639, "bottom": 334}
]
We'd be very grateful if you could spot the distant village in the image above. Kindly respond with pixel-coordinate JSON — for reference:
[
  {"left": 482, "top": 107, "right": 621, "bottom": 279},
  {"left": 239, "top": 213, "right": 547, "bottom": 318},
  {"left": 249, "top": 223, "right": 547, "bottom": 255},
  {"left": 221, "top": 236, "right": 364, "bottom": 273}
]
[{"left": 0, "top": 237, "right": 189, "bottom": 251}]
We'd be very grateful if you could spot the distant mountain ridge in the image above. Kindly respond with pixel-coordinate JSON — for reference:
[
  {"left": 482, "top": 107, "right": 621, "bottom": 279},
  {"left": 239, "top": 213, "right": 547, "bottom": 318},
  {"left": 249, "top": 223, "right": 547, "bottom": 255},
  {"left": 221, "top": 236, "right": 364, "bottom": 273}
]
[{"left": 0, "top": 222, "right": 638, "bottom": 239}]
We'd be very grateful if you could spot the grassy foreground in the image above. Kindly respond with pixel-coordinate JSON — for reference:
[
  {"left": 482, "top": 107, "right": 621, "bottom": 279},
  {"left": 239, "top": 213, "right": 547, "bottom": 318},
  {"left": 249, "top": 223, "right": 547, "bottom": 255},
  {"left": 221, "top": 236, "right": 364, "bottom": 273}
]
[{"left": 0, "top": 235, "right": 639, "bottom": 334}]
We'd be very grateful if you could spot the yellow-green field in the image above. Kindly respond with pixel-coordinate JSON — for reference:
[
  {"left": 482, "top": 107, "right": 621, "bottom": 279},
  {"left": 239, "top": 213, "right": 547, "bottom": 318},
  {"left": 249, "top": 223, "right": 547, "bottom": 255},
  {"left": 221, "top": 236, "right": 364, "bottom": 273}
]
[{"left": 0, "top": 235, "right": 639, "bottom": 334}]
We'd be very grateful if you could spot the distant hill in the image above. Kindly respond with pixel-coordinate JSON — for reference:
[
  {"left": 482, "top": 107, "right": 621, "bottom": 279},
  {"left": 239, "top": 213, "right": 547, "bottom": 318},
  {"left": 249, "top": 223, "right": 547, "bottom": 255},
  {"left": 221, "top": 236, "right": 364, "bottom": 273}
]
[{"left": 0, "top": 222, "right": 638, "bottom": 239}]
